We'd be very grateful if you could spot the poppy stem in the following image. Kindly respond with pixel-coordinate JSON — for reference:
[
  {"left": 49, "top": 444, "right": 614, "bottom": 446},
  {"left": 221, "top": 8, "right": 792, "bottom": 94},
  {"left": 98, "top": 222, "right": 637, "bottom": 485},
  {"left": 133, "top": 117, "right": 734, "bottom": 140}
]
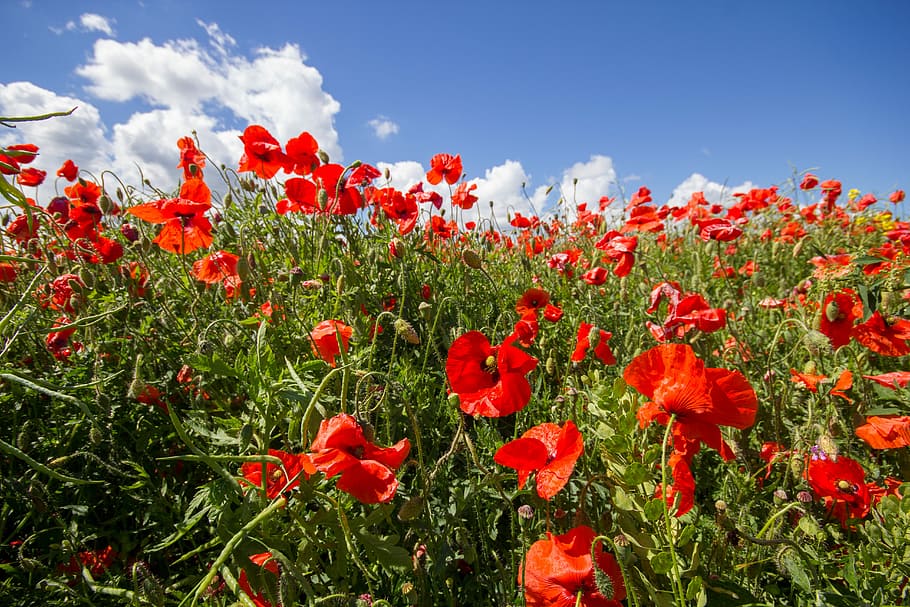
[{"left": 659, "top": 414, "right": 687, "bottom": 607}]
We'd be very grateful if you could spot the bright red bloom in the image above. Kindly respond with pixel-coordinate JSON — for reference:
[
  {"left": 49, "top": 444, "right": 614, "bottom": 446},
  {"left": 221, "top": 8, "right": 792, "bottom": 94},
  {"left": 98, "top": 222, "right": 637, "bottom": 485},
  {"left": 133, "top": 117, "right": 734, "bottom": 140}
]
[
  {"left": 890, "top": 189, "right": 906, "bottom": 204},
  {"left": 16, "top": 167, "right": 46, "bottom": 187},
  {"left": 7, "top": 213, "right": 41, "bottom": 243},
  {"left": 312, "top": 163, "right": 363, "bottom": 215},
  {"left": 6, "top": 143, "right": 38, "bottom": 164},
  {"left": 624, "top": 344, "right": 757, "bottom": 515},
  {"left": 494, "top": 420, "right": 583, "bottom": 500},
  {"left": 372, "top": 187, "right": 419, "bottom": 234},
  {"left": 309, "top": 320, "right": 353, "bottom": 367},
  {"left": 309, "top": 413, "right": 410, "bottom": 504},
  {"left": 346, "top": 163, "right": 381, "bottom": 187},
  {"left": 853, "top": 311, "right": 910, "bottom": 356},
  {"left": 806, "top": 453, "right": 871, "bottom": 527},
  {"left": 426, "top": 153, "right": 462, "bottom": 185},
  {"left": 240, "top": 449, "right": 315, "bottom": 500},
  {"left": 65, "top": 180, "right": 102, "bottom": 206},
  {"left": 176, "top": 136, "right": 206, "bottom": 179},
  {"left": 515, "top": 288, "right": 550, "bottom": 317},
  {"left": 856, "top": 416, "right": 910, "bottom": 450},
  {"left": 238, "top": 125, "right": 286, "bottom": 179},
  {"left": 819, "top": 289, "right": 862, "bottom": 348},
  {"left": 819, "top": 179, "right": 842, "bottom": 208},
  {"left": 0, "top": 260, "right": 16, "bottom": 282},
  {"left": 594, "top": 230, "right": 637, "bottom": 277},
  {"left": 191, "top": 250, "right": 239, "bottom": 284},
  {"left": 56, "top": 159, "right": 79, "bottom": 181},
  {"left": 0, "top": 152, "right": 19, "bottom": 175},
  {"left": 800, "top": 173, "right": 819, "bottom": 190},
  {"left": 283, "top": 131, "right": 320, "bottom": 175},
  {"left": 127, "top": 182, "right": 213, "bottom": 254},
  {"left": 543, "top": 303, "right": 564, "bottom": 323},
  {"left": 58, "top": 545, "right": 116, "bottom": 578},
  {"left": 276, "top": 177, "right": 318, "bottom": 215},
  {"left": 695, "top": 217, "right": 742, "bottom": 242},
  {"left": 451, "top": 182, "right": 478, "bottom": 210},
  {"left": 446, "top": 331, "right": 538, "bottom": 417},
  {"left": 46, "top": 317, "right": 81, "bottom": 360},
  {"left": 571, "top": 323, "right": 616, "bottom": 366},
  {"left": 521, "top": 525, "right": 625, "bottom": 607},
  {"left": 645, "top": 282, "right": 727, "bottom": 342},
  {"left": 581, "top": 266, "right": 608, "bottom": 286},
  {"left": 237, "top": 552, "right": 280, "bottom": 607}
]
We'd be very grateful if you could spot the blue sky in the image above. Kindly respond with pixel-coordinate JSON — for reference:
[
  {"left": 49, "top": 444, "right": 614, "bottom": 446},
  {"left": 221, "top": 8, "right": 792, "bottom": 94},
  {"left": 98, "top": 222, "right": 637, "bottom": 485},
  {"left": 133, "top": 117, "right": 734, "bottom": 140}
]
[{"left": 3, "top": 0, "right": 909, "bottom": 217}]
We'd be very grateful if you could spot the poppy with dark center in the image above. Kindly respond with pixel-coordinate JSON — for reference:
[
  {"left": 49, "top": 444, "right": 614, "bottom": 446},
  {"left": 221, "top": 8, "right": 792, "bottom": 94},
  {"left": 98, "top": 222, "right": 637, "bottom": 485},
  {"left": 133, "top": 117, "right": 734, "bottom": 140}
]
[
  {"left": 515, "top": 288, "right": 550, "bottom": 317},
  {"left": 240, "top": 449, "right": 315, "bottom": 500},
  {"left": 806, "top": 452, "right": 871, "bottom": 527},
  {"left": 521, "top": 525, "right": 626, "bottom": 607},
  {"left": 819, "top": 289, "right": 862, "bottom": 348},
  {"left": 446, "top": 331, "right": 538, "bottom": 417},
  {"left": 126, "top": 178, "right": 213, "bottom": 254},
  {"left": 494, "top": 420, "right": 583, "bottom": 500},
  {"left": 308, "top": 413, "right": 410, "bottom": 504}
]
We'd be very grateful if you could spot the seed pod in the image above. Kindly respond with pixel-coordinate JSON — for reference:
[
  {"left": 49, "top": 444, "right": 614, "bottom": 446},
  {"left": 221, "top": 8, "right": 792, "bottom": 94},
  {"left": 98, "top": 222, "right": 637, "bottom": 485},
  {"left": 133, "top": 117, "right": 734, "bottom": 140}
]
[{"left": 335, "top": 274, "right": 345, "bottom": 294}]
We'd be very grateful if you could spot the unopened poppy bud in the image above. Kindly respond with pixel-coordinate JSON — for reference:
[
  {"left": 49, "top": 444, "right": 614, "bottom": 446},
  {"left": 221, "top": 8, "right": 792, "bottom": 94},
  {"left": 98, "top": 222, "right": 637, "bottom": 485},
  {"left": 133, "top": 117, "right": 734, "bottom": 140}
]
[
  {"left": 394, "top": 318, "right": 420, "bottom": 344},
  {"left": 68, "top": 294, "right": 84, "bottom": 312},
  {"left": 796, "top": 490, "right": 813, "bottom": 503},
  {"left": 517, "top": 504, "right": 534, "bottom": 520},
  {"left": 593, "top": 561, "right": 615, "bottom": 600},
  {"left": 545, "top": 357, "right": 556, "bottom": 375},
  {"left": 317, "top": 188, "right": 329, "bottom": 208},
  {"left": 116, "top": 187, "right": 124, "bottom": 202},
  {"left": 418, "top": 301, "right": 432, "bottom": 321},
  {"left": 99, "top": 195, "right": 113, "bottom": 214},
  {"left": 335, "top": 274, "right": 345, "bottom": 294},
  {"left": 447, "top": 392, "right": 460, "bottom": 407},
  {"left": 824, "top": 301, "right": 841, "bottom": 323},
  {"left": 384, "top": 167, "right": 391, "bottom": 180},
  {"left": 236, "top": 255, "right": 250, "bottom": 281},
  {"left": 139, "top": 235, "right": 152, "bottom": 254},
  {"left": 802, "top": 360, "right": 817, "bottom": 375},
  {"left": 77, "top": 267, "right": 95, "bottom": 289},
  {"left": 461, "top": 249, "right": 482, "bottom": 269},
  {"left": 317, "top": 149, "right": 330, "bottom": 164},
  {"left": 773, "top": 489, "right": 788, "bottom": 502},
  {"left": 89, "top": 426, "right": 104, "bottom": 445}
]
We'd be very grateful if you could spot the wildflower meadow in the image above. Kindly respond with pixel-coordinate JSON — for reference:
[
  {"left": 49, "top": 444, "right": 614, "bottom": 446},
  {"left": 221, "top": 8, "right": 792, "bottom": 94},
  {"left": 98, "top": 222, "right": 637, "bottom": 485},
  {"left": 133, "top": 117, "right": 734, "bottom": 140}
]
[{"left": 2, "top": 111, "right": 910, "bottom": 606}]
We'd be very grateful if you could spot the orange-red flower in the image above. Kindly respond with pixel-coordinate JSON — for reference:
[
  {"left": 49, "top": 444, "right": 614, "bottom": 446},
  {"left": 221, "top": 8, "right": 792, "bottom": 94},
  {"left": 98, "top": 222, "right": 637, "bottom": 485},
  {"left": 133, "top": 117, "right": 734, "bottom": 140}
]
[
  {"left": 283, "top": 131, "right": 320, "bottom": 176},
  {"left": 446, "top": 331, "right": 538, "bottom": 417},
  {"left": 237, "top": 552, "right": 279, "bottom": 607},
  {"left": 56, "top": 159, "right": 79, "bottom": 181},
  {"left": 176, "top": 136, "right": 205, "bottom": 179},
  {"left": 426, "top": 153, "right": 462, "bottom": 185},
  {"left": 853, "top": 311, "right": 910, "bottom": 356},
  {"left": 238, "top": 125, "right": 286, "bottom": 179},
  {"left": 126, "top": 179, "right": 213, "bottom": 254},
  {"left": 855, "top": 416, "right": 910, "bottom": 450},
  {"left": 240, "top": 449, "right": 315, "bottom": 500},
  {"left": 191, "top": 250, "right": 239, "bottom": 284},
  {"left": 451, "top": 182, "right": 478, "bottom": 210},
  {"left": 800, "top": 173, "right": 819, "bottom": 190},
  {"left": 308, "top": 413, "right": 410, "bottom": 504},
  {"left": 312, "top": 163, "right": 363, "bottom": 215},
  {"left": 494, "top": 420, "right": 583, "bottom": 500},
  {"left": 624, "top": 343, "right": 757, "bottom": 515},
  {"left": 16, "top": 167, "right": 46, "bottom": 187},
  {"left": 521, "top": 525, "right": 625, "bottom": 607},
  {"left": 515, "top": 288, "right": 549, "bottom": 317},
  {"left": 570, "top": 323, "right": 616, "bottom": 366},
  {"left": 819, "top": 289, "right": 862, "bottom": 348},
  {"left": 863, "top": 371, "right": 910, "bottom": 389},
  {"left": 594, "top": 230, "right": 636, "bottom": 277},
  {"left": 310, "top": 320, "right": 353, "bottom": 367},
  {"left": 890, "top": 189, "right": 906, "bottom": 204}
]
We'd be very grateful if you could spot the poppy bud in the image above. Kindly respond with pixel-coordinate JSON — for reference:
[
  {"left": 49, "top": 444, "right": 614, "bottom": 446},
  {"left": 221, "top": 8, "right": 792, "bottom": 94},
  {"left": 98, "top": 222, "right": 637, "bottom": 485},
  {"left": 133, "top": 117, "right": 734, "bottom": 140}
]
[
  {"left": 139, "top": 235, "right": 152, "bottom": 254},
  {"left": 99, "top": 195, "right": 113, "bottom": 214},
  {"left": 824, "top": 301, "right": 841, "bottom": 323},
  {"left": 418, "top": 301, "right": 432, "bottom": 321},
  {"left": 517, "top": 504, "right": 534, "bottom": 520},
  {"left": 545, "top": 356, "right": 556, "bottom": 375},
  {"left": 236, "top": 255, "right": 250, "bottom": 282},
  {"left": 384, "top": 167, "right": 391, "bottom": 180},
  {"left": 397, "top": 495, "right": 424, "bottom": 521},
  {"left": 335, "top": 274, "right": 345, "bottom": 294},
  {"left": 394, "top": 318, "right": 420, "bottom": 344},
  {"left": 461, "top": 249, "right": 482, "bottom": 269},
  {"left": 796, "top": 490, "right": 813, "bottom": 503},
  {"left": 593, "top": 560, "right": 615, "bottom": 600},
  {"left": 116, "top": 187, "right": 124, "bottom": 202},
  {"left": 77, "top": 267, "right": 95, "bottom": 289}
]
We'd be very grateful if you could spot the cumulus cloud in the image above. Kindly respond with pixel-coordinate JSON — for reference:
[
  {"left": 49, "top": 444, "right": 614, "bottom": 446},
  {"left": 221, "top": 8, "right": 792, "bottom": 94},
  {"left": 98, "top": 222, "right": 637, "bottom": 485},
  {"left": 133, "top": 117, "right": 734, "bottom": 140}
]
[
  {"left": 553, "top": 155, "right": 617, "bottom": 215},
  {"left": 375, "top": 160, "right": 427, "bottom": 191},
  {"left": 57, "top": 13, "right": 116, "bottom": 36},
  {"left": 468, "top": 160, "right": 550, "bottom": 222},
  {"left": 0, "top": 82, "right": 112, "bottom": 181},
  {"left": 667, "top": 173, "right": 755, "bottom": 207},
  {"left": 368, "top": 116, "right": 399, "bottom": 140}
]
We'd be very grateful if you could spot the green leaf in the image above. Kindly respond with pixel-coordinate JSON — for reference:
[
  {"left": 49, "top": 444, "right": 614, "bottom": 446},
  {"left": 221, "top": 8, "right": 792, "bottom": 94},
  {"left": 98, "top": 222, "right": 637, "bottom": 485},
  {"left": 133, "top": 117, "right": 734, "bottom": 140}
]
[
  {"left": 686, "top": 575, "right": 703, "bottom": 600},
  {"left": 623, "top": 462, "right": 650, "bottom": 485},
  {"left": 644, "top": 498, "right": 665, "bottom": 521},
  {"left": 612, "top": 486, "right": 634, "bottom": 511},
  {"left": 650, "top": 550, "right": 675, "bottom": 574},
  {"left": 187, "top": 353, "right": 238, "bottom": 377},
  {"left": 354, "top": 531, "right": 411, "bottom": 571}
]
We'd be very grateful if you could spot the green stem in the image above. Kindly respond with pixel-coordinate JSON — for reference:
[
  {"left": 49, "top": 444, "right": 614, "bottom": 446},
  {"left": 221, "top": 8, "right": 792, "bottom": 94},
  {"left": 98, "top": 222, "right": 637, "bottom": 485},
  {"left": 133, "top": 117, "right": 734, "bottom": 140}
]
[{"left": 659, "top": 415, "right": 687, "bottom": 607}]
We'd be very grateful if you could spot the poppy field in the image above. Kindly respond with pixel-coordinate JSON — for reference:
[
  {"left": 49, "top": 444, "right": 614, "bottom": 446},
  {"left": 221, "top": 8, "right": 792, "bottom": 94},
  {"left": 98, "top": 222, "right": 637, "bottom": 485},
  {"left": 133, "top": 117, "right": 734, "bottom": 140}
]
[{"left": 3, "top": 113, "right": 910, "bottom": 607}]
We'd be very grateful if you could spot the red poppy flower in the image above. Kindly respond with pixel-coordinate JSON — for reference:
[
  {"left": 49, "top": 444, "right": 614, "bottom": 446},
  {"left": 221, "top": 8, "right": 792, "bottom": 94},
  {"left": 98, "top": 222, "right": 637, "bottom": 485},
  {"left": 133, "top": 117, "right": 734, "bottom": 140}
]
[
  {"left": 426, "top": 153, "right": 462, "bottom": 185},
  {"left": 855, "top": 415, "right": 910, "bottom": 449},
  {"left": 346, "top": 163, "right": 381, "bottom": 188},
  {"left": 192, "top": 250, "right": 239, "bottom": 284},
  {"left": 806, "top": 453, "right": 871, "bottom": 526},
  {"left": 372, "top": 187, "right": 419, "bottom": 235},
  {"left": 46, "top": 317, "right": 81, "bottom": 360},
  {"left": 237, "top": 552, "right": 279, "bottom": 607},
  {"left": 695, "top": 217, "right": 742, "bottom": 242},
  {"left": 283, "top": 131, "right": 320, "bottom": 175},
  {"left": 513, "top": 312, "right": 539, "bottom": 347},
  {"left": 312, "top": 163, "right": 363, "bottom": 215},
  {"left": 862, "top": 371, "right": 910, "bottom": 389},
  {"left": 515, "top": 288, "right": 550, "bottom": 317},
  {"left": 819, "top": 289, "right": 862, "bottom": 348},
  {"left": 451, "top": 182, "right": 478, "bottom": 210},
  {"left": 16, "top": 167, "right": 46, "bottom": 187},
  {"left": 127, "top": 191, "right": 213, "bottom": 255},
  {"left": 0, "top": 260, "right": 16, "bottom": 282},
  {"left": 309, "top": 413, "right": 410, "bottom": 504},
  {"left": 0, "top": 152, "right": 19, "bottom": 175},
  {"left": 494, "top": 420, "right": 583, "bottom": 500},
  {"left": 581, "top": 267, "right": 609, "bottom": 286},
  {"left": 624, "top": 343, "right": 757, "bottom": 515},
  {"left": 446, "top": 331, "right": 538, "bottom": 417},
  {"left": 238, "top": 125, "right": 286, "bottom": 180},
  {"left": 571, "top": 323, "right": 616, "bottom": 366},
  {"left": 853, "top": 311, "right": 910, "bottom": 356},
  {"left": 176, "top": 136, "right": 206, "bottom": 179},
  {"left": 890, "top": 189, "right": 906, "bottom": 204},
  {"left": 56, "top": 159, "right": 79, "bottom": 181},
  {"left": 543, "top": 303, "right": 564, "bottom": 323},
  {"left": 240, "top": 449, "right": 315, "bottom": 500},
  {"left": 6, "top": 143, "right": 38, "bottom": 164},
  {"left": 65, "top": 180, "right": 102, "bottom": 205},
  {"left": 594, "top": 231, "right": 636, "bottom": 277},
  {"left": 58, "top": 545, "right": 117, "bottom": 578},
  {"left": 799, "top": 173, "right": 819, "bottom": 190},
  {"left": 309, "top": 320, "right": 353, "bottom": 367},
  {"left": 521, "top": 525, "right": 626, "bottom": 607}
]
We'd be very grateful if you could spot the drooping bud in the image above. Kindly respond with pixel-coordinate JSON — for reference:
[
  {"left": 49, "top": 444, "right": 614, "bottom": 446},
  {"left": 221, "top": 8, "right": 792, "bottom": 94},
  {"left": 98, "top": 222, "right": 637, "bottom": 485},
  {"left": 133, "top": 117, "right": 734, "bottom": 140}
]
[
  {"left": 462, "top": 249, "right": 482, "bottom": 269},
  {"left": 394, "top": 318, "right": 420, "bottom": 344}
]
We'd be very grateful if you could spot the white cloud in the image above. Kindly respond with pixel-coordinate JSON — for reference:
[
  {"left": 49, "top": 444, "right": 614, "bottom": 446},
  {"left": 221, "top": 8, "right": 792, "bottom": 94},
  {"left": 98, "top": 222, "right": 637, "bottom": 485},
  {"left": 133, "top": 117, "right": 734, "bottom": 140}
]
[
  {"left": 3, "top": 23, "right": 343, "bottom": 194},
  {"left": 555, "top": 155, "right": 617, "bottom": 212},
  {"left": 80, "top": 13, "right": 115, "bottom": 36},
  {"left": 368, "top": 116, "right": 399, "bottom": 140},
  {"left": 375, "top": 160, "right": 427, "bottom": 191},
  {"left": 0, "top": 82, "right": 112, "bottom": 181},
  {"left": 469, "top": 160, "right": 550, "bottom": 222},
  {"left": 667, "top": 173, "right": 755, "bottom": 207}
]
